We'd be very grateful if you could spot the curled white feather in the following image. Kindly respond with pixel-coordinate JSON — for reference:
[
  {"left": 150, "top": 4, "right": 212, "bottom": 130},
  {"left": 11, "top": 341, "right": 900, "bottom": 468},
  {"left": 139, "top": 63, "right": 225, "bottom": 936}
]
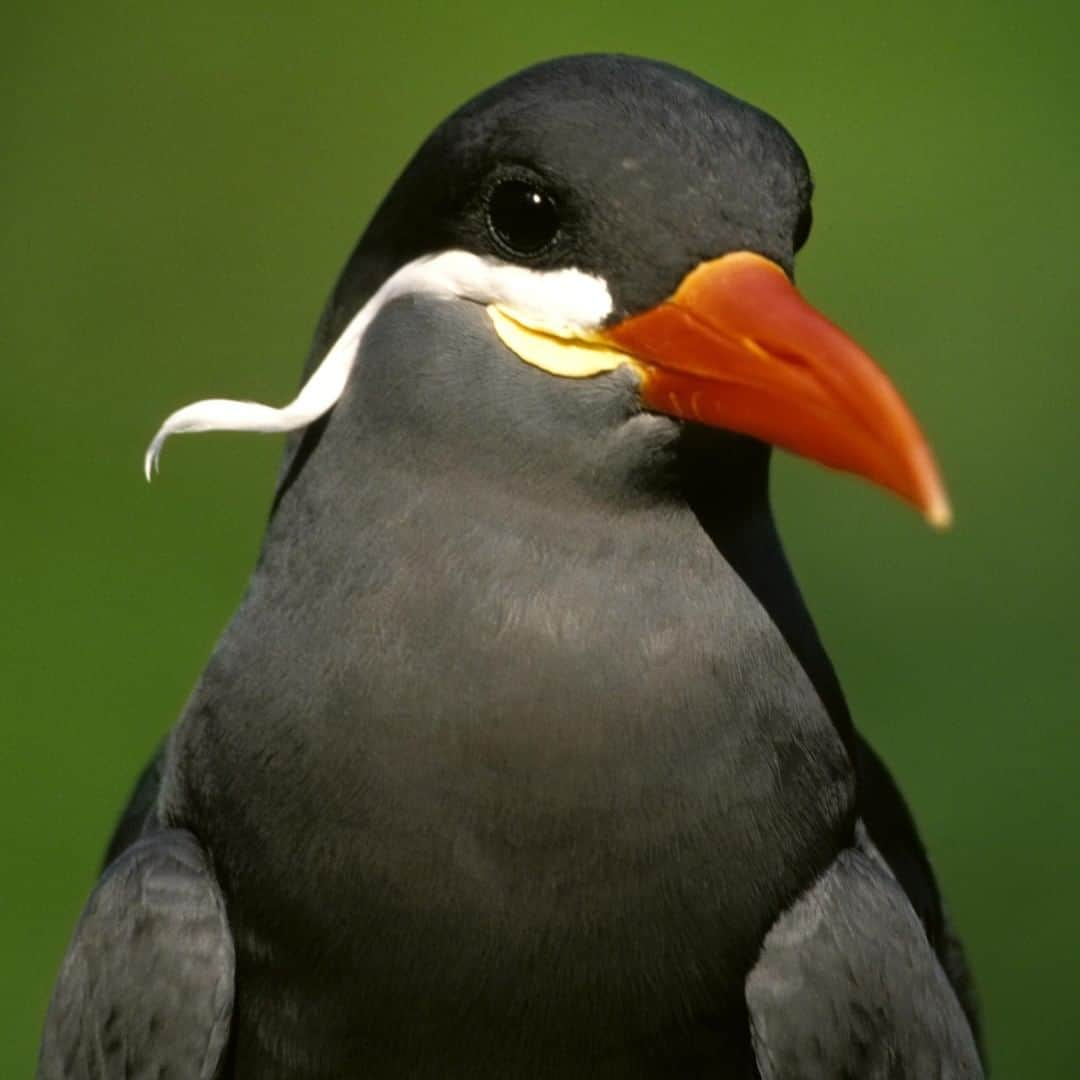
[{"left": 143, "top": 252, "right": 613, "bottom": 480}]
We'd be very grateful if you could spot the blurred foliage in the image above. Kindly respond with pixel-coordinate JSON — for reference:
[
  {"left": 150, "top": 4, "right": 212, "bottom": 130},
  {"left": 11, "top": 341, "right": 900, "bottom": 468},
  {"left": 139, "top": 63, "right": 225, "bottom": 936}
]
[{"left": 4, "top": 3, "right": 1077, "bottom": 1075}]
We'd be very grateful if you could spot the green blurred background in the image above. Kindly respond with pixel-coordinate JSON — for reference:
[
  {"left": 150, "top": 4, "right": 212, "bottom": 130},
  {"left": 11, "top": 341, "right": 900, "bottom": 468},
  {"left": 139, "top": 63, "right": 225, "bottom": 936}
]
[{"left": 5, "top": 2, "right": 1077, "bottom": 1074}]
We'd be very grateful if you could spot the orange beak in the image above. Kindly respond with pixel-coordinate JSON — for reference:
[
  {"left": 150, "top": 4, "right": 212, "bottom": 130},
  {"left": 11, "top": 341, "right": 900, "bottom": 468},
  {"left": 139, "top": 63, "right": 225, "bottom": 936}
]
[{"left": 600, "top": 252, "right": 951, "bottom": 527}]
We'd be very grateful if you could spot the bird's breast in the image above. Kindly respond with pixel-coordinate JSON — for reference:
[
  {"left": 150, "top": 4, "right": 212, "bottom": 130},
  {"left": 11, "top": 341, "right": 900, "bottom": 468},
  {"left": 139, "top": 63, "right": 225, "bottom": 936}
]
[{"left": 170, "top": 477, "right": 853, "bottom": 1073}]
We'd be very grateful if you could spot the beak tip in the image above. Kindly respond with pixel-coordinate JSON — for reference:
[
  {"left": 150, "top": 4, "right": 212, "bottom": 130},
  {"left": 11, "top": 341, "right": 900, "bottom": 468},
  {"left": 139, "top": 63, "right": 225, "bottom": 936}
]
[{"left": 923, "top": 490, "right": 954, "bottom": 531}]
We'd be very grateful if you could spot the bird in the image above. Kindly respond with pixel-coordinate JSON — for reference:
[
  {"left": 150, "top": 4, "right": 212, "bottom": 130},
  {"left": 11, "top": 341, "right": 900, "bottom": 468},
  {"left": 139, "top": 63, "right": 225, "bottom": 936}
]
[{"left": 39, "top": 54, "right": 985, "bottom": 1079}]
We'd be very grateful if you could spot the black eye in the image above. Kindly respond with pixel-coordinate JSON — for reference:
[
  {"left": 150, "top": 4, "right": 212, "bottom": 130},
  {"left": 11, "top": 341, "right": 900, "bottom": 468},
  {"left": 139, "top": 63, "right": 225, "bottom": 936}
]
[{"left": 486, "top": 179, "right": 560, "bottom": 258}]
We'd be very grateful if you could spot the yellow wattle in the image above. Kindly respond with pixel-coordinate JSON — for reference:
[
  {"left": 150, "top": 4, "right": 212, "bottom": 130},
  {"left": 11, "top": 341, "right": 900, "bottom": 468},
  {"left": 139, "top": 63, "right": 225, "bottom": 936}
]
[{"left": 487, "top": 306, "right": 634, "bottom": 379}]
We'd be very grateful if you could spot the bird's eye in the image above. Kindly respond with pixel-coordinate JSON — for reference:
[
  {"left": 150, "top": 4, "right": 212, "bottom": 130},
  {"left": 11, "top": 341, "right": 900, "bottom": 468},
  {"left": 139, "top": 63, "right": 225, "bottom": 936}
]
[{"left": 485, "top": 179, "right": 560, "bottom": 258}]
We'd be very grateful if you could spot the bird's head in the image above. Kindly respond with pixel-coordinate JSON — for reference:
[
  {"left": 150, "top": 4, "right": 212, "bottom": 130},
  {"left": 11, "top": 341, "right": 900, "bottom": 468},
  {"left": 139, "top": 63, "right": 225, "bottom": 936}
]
[{"left": 146, "top": 54, "right": 949, "bottom": 526}]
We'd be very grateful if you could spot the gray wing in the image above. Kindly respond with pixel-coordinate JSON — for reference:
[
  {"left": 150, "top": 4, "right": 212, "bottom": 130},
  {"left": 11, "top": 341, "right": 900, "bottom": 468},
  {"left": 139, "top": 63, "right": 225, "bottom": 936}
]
[
  {"left": 38, "top": 829, "right": 234, "bottom": 1080},
  {"left": 853, "top": 735, "right": 984, "bottom": 1061},
  {"left": 746, "top": 833, "right": 983, "bottom": 1080},
  {"left": 101, "top": 742, "right": 167, "bottom": 870}
]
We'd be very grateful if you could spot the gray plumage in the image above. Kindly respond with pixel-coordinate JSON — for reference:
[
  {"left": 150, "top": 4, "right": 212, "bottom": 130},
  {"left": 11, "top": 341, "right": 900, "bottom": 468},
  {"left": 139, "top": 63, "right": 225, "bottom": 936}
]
[
  {"left": 40, "top": 55, "right": 984, "bottom": 1078},
  {"left": 39, "top": 831, "right": 233, "bottom": 1079},
  {"left": 747, "top": 827, "right": 981, "bottom": 1078}
]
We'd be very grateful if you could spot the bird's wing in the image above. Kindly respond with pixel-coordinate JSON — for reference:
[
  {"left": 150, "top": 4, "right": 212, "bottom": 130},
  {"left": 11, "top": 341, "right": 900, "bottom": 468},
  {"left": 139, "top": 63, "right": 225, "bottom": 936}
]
[
  {"left": 745, "top": 835, "right": 984, "bottom": 1080},
  {"left": 101, "top": 741, "right": 167, "bottom": 869},
  {"left": 38, "top": 829, "right": 234, "bottom": 1080},
  {"left": 854, "top": 733, "right": 984, "bottom": 1059}
]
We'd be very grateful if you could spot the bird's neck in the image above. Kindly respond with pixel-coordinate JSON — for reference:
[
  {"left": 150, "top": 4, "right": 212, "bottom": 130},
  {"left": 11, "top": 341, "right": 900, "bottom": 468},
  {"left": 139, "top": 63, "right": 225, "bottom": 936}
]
[{"left": 674, "top": 428, "right": 855, "bottom": 757}]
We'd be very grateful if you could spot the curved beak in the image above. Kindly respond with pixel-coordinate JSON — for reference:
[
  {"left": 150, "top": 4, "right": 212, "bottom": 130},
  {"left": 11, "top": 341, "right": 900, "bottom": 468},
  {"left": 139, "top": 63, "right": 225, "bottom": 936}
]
[{"left": 599, "top": 252, "right": 951, "bottom": 527}]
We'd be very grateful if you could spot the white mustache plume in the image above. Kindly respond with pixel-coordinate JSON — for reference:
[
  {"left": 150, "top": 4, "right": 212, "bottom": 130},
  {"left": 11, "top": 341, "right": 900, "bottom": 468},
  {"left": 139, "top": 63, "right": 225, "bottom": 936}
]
[{"left": 143, "top": 253, "right": 613, "bottom": 480}]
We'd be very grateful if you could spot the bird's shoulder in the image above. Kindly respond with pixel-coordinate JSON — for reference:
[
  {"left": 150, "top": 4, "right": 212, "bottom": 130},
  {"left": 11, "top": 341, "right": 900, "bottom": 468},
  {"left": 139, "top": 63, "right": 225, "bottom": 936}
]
[
  {"left": 745, "top": 828, "right": 983, "bottom": 1079},
  {"left": 38, "top": 828, "right": 234, "bottom": 1080},
  {"left": 854, "top": 733, "right": 985, "bottom": 1058}
]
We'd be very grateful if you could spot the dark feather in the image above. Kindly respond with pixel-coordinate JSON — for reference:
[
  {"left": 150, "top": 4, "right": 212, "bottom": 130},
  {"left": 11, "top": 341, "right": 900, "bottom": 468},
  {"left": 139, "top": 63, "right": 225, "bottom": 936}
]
[{"left": 39, "top": 830, "right": 234, "bottom": 1080}]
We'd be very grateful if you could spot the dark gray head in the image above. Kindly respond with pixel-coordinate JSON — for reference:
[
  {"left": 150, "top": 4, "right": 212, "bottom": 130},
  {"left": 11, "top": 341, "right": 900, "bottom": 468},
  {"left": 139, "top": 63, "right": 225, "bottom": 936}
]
[
  {"left": 146, "top": 53, "right": 947, "bottom": 528},
  {"left": 320, "top": 54, "right": 813, "bottom": 350}
]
